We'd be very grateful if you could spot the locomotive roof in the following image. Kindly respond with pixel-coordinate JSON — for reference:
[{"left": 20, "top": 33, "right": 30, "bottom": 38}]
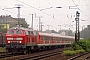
[{"left": 9, "top": 27, "right": 35, "bottom": 31}]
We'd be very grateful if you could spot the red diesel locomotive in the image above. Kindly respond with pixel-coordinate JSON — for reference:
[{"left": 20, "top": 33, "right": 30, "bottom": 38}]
[{"left": 6, "top": 26, "right": 75, "bottom": 53}]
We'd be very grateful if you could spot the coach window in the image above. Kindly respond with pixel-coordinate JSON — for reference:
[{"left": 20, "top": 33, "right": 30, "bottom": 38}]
[
  {"left": 57, "top": 37, "right": 59, "bottom": 41},
  {"left": 47, "top": 36, "right": 48, "bottom": 40},
  {"left": 46, "top": 36, "right": 49, "bottom": 40},
  {"left": 55, "top": 37, "right": 57, "bottom": 40},
  {"left": 46, "top": 36, "right": 47, "bottom": 40},
  {"left": 45, "top": 36, "right": 48, "bottom": 40},
  {"left": 53, "top": 37, "right": 54, "bottom": 40},
  {"left": 53, "top": 37, "right": 55, "bottom": 40},
  {"left": 58, "top": 37, "right": 59, "bottom": 41},
  {"left": 59, "top": 37, "right": 62, "bottom": 40},
  {"left": 41, "top": 36, "right": 43, "bottom": 40},
  {"left": 43, "top": 36, "right": 45, "bottom": 40},
  {"left": 48, "top": 36, "right": 50, "bottom": 40},
  {"left": 43, "top": 36, "right": 44, "bottom": 40},
  {"left": 65, "top": 38, "right": 67, "bottom": 43},
  {"left": 55, "top": 37, "right": 56, "bottom": 40},
  {"left": 59, "top": 37, "right": 61, "bottom": 40},
  {"left": 44, "top": 36, "right": 46, "bottom": 40},
  {"left": 49, "top": 37, "right": 51, "bottom": 40},
  {"left": 47, "top": 36, "right": 49, "bottom": 40},
  {"left": 62, "top": 38, "right": 64, "bottom": 40}
]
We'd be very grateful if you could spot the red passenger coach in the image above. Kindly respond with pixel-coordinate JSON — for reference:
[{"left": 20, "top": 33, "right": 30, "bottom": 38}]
[{"left": 37, "top": 32, "right": 75, "bottom": 49}]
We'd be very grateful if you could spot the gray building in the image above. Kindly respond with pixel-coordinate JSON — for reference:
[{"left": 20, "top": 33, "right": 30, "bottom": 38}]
[{"left": 0, "top": 15, "right": 25, "bottom": 28}]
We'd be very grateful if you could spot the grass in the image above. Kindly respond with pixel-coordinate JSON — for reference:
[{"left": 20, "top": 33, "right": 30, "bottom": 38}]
[
  {"left": 0, "top": 47, "right": 6, "bottom": 52},
  {"left": 63, "top": 50, "right": 76, "bottom": 56}
]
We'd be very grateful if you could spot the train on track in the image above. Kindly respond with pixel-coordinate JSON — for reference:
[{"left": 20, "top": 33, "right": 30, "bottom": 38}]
[{"left": 5, "top": 26, "right": 78, "bottom": 54}]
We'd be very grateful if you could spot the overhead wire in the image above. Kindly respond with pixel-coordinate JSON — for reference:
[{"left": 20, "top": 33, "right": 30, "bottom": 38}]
[
  {"left": 72, "top": 0, "right": 90, "bottom": 20},
  {"left": 0, "top": 6, "right": 30, "bottom": 17},
  {"left": 0, "top": 1, "right": 53, "bottom": 30},
  {"left": 16, "top": 0, "right": 56, "bottom": 19},
  {"left": 16, "top": 0, "right": 55, "bottom": 18},
  {"left": 44, "top": 0, "right": 74, "bottom": 30},
  {"left": 45, "top": 0, "right": 52, "bottom": 7},
  {"left": 16, "top": 0, "right": 64, "bottom": 30},
  {"left": 0, "top": 7, "right": 17, "bottom": 15},
  {"left": 45, "top": 0, "right": 75, "bottom": 30},
  {"left": 45, "top": 0, "right": 68, "bottom": 20},
  {"left": 45, "top": 0, "right": 68, "bottom": 18},
  {"left": 16, "top": 0, "right": 65, "bottom": 22}
]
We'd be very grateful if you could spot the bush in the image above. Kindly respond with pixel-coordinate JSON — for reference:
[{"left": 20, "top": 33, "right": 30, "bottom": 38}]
[
  {"left": 79, "top": 39, "right": 90, "bottom": 51},
  {"left": 86, "top": 48, "right": 90, "bottom": 52},
  {"left": 75, "top": 49, "right": 85, "bottom": 54},
  {"left": 71, "top": 39, "right": 90, "bottom": 51},
  {"left": 71, "top": 41, "right": 82, "bottom": 50},
  {"left": 63, "top": 50, "right": 76, "bottom": 56}
]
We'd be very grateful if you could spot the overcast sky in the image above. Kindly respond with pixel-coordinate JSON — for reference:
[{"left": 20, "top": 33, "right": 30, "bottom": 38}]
[{"left": 0, "top": 0, "right": 90, "bottom": 31}]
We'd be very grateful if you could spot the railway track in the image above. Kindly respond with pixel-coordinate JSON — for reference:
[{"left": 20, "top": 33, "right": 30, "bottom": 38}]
[
  {"left": 0, "top": 52, "right": 12, "bottom": 58},
  {"left": 0, "top": 52, "right": 22, "bottom": 59},
  {"left": 20, "top": 49, "right": 62, "bottom": 60},
  {"left": 68, "top": 52, "right": 90, "bottom": 60},
  {"left": 0, "top": 48, "right": 63, "bottom": 60}
]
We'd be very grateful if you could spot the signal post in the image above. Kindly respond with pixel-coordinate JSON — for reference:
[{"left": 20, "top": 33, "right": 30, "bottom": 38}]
[{"left": 75, "top": 11, "right": 80, "bottom": 43}]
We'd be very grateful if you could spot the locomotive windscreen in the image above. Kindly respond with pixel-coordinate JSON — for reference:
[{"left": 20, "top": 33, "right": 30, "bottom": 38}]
[
  {"left": 7, "top": 30, "right": 14, "bottom": 34},
  {"left": 16, "top": 30, "right": 22, "bottom": 34},
  {"left": 7, "top": 29, "right": 22, "bottom": 34}
]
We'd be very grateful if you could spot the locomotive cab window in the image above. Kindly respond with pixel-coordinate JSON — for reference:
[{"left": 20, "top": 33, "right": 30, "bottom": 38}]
[
  {"left": 29, "top": 31, "right": 34, "bottom": 35},
  {"left": 16, "top": 29, "right": 22, "bottom": 34},
  {"left": 7, "top": 30, "right": 14, "bottom": 34},
  {"left": 31, "top": 31, "right": 34, "bottom": 35}
]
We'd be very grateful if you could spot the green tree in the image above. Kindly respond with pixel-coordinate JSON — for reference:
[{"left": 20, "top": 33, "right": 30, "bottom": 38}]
[
  {"left": 10, "top": 20, "right": 29, "bottom": 28},
  {"left": 51, "top": 30, "right": 57, "bottom": 33},
  {"left": 0, "top": 25, "right": 7, "bottom": 33},
  {"left": 20, "top": 20, "right": 29, "bottom": 28},
  {"left": 71, "top": 41, "right": 82, "bottom": 50}
]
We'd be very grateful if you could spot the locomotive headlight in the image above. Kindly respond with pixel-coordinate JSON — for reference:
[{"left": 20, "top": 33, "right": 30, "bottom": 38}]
[
  {"left": 8, "top": 41, "right": 10, "bottom": 43},
  {"left": 16, "top": 38, "right": 23, "bottom": 40},
  {"left": 20, "top": 41, "right": 22, "bottom": 43}
]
